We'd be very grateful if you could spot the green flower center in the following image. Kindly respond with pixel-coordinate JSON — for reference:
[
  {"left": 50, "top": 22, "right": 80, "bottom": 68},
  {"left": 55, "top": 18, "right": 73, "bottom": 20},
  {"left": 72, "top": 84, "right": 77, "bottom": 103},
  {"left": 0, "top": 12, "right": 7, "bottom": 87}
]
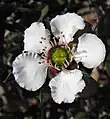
[{"left": 50, "top": 46, "right": 72, "bottom": 69}]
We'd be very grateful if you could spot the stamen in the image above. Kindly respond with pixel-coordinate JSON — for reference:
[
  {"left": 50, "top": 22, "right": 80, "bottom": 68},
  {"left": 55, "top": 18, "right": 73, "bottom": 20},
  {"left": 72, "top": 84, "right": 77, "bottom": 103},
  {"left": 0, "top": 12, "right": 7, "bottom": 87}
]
[
  {"left": 62, "top": 35, "right": 73, "bottom": 55},
  {"left": 41, "top": 56, "right": 47, "bottom": 60},
  {"left": 49, "top": 41, "right": 54, "bottom": 47},
  {"left": 40, "top": 54, "right": 48, "bottom": 60},
  {"left": 43, "top": 61, "right": 60, "bottom": 71},
  {"left": 40, "top": 38, "right": 51, "bottom": 49},
  {"left": 54, "top": 64, "right": 57, "bottom": 69},
  {"left": 70, "top": 55, "right": 74, "bottom": 62},
  {"left": 54, "top": 64, "right": 61, "bottom": 71},
  {"left": 65, "top": 59, "right": 70, "bottom": 66},
  {"left": 71, "top": 44, "right": 77, "bottom": 53},
  {"left": 39, "top": 48, "right": 48, "bottom": 58},
  {"left": 63, "top": 62, "right": 67, "bottom": 68},
  {"left": 66, "top": 44, "right": 73, "bottom": 54},
  {"left": 44, "top": 60, "right": 53, "bottom": 67},
  {"left": 53, "top": 37, "right": 57, "bottom": 46}
]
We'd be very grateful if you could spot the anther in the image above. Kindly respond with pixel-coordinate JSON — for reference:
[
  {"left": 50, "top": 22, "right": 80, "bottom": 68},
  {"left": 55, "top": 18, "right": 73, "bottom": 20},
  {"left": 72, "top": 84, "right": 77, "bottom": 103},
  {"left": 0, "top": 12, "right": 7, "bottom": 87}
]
[
  {"left": 38, "top": 62, "right": 42, "bottom": 64},
  {"left": 53, "top": 37, "right": 57, "bottom": 45},
  {"left": 62, "top": 35, "right": 65, "bottom": 37},
  {"left": 43, "top": 38, "right": 46, "bottom": 40},
  {"left": 41, "top": 37, "right": 46, "bottom": 40},
  {"left": 40, "top": 41, "right": 42, "bottom": 44}
]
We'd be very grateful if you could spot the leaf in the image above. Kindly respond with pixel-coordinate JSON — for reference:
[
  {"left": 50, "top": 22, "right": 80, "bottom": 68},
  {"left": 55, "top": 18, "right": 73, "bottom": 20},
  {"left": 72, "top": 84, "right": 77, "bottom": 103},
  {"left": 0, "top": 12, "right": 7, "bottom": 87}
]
[
  {"left": 57, "top": 0, "right": 65, "bottom": 5},
  {"left": 75, "top": 112, "right": 87, "bottom": 119},
  {"left": 38, "top": 5, "right": 49, "bottom": 21}
]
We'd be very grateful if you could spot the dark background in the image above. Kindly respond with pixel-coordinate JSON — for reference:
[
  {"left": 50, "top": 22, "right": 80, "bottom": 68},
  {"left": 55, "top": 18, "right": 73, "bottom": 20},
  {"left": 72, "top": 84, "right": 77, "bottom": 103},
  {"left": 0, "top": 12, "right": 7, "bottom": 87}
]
[{"left": 0, "top": 0, "right": 110, "bottom": 119}]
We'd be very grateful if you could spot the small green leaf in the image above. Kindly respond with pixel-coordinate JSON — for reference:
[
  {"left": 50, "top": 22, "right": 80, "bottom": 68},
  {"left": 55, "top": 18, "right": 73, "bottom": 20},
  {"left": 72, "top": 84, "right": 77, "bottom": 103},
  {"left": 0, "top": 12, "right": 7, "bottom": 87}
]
[
  {"left": 75, "top": 112, "right": 87, "bottom": 119},
  {"left": 57, "top": 0, "right": 65, "bottom": 5},
  {"left": 38, "top": 5, "right": 49, "bottom": 21}
]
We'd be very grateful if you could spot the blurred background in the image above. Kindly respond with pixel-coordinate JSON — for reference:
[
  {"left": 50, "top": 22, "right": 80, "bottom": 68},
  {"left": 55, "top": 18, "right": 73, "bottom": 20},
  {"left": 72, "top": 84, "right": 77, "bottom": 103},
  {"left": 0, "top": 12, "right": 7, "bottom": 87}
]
[{"left": 0, "top": 0, "right": 110, "bottom": 119}]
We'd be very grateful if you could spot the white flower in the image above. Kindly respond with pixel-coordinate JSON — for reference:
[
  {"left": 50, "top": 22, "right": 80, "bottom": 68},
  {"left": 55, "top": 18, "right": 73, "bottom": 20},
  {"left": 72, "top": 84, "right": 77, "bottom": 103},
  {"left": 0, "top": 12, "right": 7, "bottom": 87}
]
[{"left": 12, "top": 12, "right": 106, "bottom": 104}]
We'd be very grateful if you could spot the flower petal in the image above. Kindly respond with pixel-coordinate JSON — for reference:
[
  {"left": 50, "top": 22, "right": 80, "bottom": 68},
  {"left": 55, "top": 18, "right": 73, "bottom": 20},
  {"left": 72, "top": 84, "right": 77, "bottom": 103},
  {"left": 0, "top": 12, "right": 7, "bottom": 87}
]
[
  {"left": 24, "top": 22, "right": 51, "bottom": 53},
  {"left": 12, "top": 52, "right": 47, "bottom": 91},
  {"left": 74, "top": 33, "right": 106, "bottom": 68},
  {"left": 49, "top": 69, "right": 85, "bottom": 104},
  {"left": 50, "top": 13, "right": 85, "bottom": 43}
]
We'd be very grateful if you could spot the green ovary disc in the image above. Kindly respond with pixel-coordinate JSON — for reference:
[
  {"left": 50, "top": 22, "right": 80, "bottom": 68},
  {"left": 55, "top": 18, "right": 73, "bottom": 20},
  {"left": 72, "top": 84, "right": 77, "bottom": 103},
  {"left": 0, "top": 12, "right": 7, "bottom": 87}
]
[{"left": 51, "top": 47, "right": 68, "bottom": 68}]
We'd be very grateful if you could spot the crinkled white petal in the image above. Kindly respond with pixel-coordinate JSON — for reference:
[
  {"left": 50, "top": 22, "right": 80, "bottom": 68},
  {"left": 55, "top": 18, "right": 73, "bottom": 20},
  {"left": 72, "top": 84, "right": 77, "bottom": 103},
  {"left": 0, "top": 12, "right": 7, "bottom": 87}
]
[
  {"left": 12, "top": 52, "right": 47, "bottom": 91},
  {"left": 24, "top": 22, "right": 51, "bottom": 53},
  {"left": 50, "top": 12, "right": 85, "bottom": 43},
  {"left": 49, "top": 69, "right": 85, "bottom": 104},
  {"left": 74, "top": 33, "right": 106, "bottom": 68}
]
